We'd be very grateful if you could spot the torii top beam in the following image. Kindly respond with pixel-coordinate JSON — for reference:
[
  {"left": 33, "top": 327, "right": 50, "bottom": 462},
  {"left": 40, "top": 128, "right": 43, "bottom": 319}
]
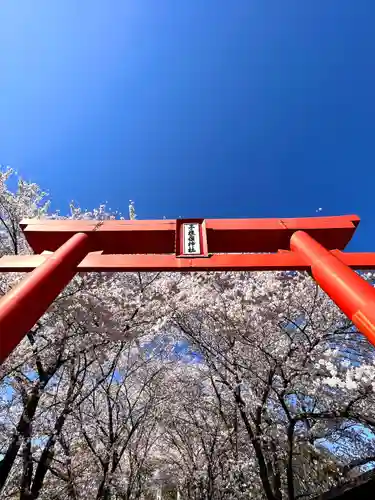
[
  {"left": 1, "top": 215, "right": 374, "bottom": 273},
  {"left": 20, "top": 214, "right": 360, "bottom": 254}
]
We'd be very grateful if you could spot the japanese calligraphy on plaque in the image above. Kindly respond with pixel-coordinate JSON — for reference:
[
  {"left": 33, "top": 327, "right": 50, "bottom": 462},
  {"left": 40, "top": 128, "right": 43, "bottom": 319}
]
[{"left": 182, "top": 223, "right": 201, "bottom": 255}]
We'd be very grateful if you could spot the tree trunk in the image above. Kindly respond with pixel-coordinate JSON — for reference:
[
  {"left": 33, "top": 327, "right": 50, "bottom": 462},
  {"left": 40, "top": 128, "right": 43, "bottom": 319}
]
[
  {"left": 236, "top": 403, "right": 276, "bottom": 500},
  {"left": 96, "top": 461, "right": 110, "bottom": 500},
  {"left": 19, "top": 436, "right": 33, "bottom": 500},
  {"left": 0, "top": 384, "right": 42, "bottom": 492},
  {"left": 30, "top": 410, "right": 70, "bottom": 499}
]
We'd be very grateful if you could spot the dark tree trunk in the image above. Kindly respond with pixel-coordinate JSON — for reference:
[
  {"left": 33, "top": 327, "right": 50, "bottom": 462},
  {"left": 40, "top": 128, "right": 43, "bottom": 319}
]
[
  {"left": 0, "top": 384, "right": 42, "bottom": 492},
  {"left": 235, "top": 399, "right": 277, "bottom": 500}
]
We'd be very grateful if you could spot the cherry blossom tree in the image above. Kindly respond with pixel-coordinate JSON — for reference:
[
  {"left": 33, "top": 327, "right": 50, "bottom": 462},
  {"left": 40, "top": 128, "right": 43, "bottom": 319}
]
[
  {"left": 1, "top": 166, "right": 375, "bottom": 500},
  {"left": 0, "top": 168, "right": 160, "bottom": 498}
]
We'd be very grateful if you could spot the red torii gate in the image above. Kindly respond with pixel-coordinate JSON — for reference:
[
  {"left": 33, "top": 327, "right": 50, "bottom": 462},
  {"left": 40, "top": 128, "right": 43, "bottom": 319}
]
[{"left": 1, "top": 214, "right": 375, "bottom": 364}]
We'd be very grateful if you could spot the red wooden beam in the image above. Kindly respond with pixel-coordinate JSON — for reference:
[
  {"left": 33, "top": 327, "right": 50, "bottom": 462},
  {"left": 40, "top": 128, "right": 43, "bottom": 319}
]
[
  {"left": 1, "top": 251, "right": 375, "bottom": 272},
  {"left": 0, "top": 233, "right": 90, "bottom": 364},
  {"left": 20, "top": 215, "right": 360, "bottom": 254},
  {"left": 291, "top": 231, "right": 375, "bottom": 345}
]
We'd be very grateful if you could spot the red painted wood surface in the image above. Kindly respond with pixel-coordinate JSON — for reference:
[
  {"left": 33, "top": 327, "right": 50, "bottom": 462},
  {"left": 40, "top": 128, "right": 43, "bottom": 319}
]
[
  {"left": 0, "top": 233, "right": 89, "bottom": 364},
  {"left": 20, "top": 215, "right": 360, "bottom": 254},
  {"left": 291, "top": 231, "right": 375, "bottom": 345},
  {"left": 1, "top": 250, "right": 375, "bottom": 272}
]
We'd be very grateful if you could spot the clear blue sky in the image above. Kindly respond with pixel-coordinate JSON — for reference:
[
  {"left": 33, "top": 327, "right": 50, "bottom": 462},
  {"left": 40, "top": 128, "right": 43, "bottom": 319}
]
[{"left": 0, "top": 1, "right": 374, "bottom": 251}]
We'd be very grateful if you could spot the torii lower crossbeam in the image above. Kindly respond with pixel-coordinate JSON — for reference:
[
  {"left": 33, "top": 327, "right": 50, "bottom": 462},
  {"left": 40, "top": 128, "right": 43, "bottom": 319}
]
[{"left": 1, "top": 215, "right": 375, "bottom": 364}]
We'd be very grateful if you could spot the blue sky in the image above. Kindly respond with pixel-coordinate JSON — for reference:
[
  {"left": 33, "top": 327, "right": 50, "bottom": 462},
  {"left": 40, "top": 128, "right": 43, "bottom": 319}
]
[{"left": 0, "top": 1, "right": 374, "bottom": 251}]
